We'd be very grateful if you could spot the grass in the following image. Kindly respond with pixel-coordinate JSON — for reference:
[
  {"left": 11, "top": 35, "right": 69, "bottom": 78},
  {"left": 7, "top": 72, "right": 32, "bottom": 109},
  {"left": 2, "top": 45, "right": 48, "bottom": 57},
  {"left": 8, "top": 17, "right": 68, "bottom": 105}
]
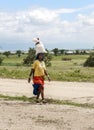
[
  {"left": 0, "top": 54, "right": 94, "bottom": 82},
  {"left": 48, "top": 55, "right": 94, "bottom": 82},
  {"left": 0, "top": 67, "right": 29, "bottom": 79},
  {"left": 0, "top": 94, "right": 94, "bottom": 109},
  {"left": 2, "top": 54, "right": 25, "bottom": 66}
]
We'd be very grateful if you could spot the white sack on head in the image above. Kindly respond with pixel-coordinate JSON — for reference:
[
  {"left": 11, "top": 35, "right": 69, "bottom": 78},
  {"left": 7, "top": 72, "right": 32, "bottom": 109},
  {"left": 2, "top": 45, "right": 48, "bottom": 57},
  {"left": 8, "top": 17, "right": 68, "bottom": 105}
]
[
  {"left": 32, "top": 38, "right": 39, "bottom": 43},
  {"left": 35, "top": 42, "right": 47, "bottom": 55}
]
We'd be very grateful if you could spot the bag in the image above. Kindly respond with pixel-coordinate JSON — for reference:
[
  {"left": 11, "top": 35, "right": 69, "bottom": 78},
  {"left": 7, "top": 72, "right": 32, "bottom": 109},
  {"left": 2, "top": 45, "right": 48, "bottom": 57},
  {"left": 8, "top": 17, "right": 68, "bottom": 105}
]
[{"left": 32, "top": 84, "right": 40, "bottom": 95}]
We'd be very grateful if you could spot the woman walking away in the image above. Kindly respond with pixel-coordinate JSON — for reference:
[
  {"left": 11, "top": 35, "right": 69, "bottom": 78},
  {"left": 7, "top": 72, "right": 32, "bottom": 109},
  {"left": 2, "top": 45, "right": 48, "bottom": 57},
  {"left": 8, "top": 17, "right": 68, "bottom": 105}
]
[{"left": 28, "top": 53, "right": 50, "bottom": 103}]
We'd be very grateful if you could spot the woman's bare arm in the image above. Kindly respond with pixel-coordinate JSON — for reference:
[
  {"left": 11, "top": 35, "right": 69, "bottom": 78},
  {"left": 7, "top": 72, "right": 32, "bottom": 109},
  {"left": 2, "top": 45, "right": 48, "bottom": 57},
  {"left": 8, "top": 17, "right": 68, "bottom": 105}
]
[{"left": 28, "top": 69, "right": 34, "bottom": 83}]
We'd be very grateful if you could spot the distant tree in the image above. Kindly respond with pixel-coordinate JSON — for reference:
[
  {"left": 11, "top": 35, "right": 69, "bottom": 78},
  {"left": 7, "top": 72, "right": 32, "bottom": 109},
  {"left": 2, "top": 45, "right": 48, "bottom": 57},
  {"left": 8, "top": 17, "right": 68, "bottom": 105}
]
[
  {"left": 23, "top": 48, "right": 36, "bottom": 66},
  {"left": 52, "top": 48, "right": 59, "bottom": 56},
  {"left": 16, "top": 50, "right": 22, "bottom": 57},
  {"left": 75, "top": 50, "right": 80, "bottom": 54},
  {"left": 3, "top": 51, "right": 11, "bottom": 57},
  {"left": 60, "top": 49, "right": 65, "bottom": 55},
  {"left": 84, "top": 52, "right": 94, "bottom": 67}
]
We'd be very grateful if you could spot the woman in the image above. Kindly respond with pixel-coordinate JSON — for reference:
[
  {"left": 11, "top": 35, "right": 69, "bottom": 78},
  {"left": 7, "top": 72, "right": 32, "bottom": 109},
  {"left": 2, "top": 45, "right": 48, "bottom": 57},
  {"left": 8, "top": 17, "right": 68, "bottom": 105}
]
[{"left": 28, "top": 53, "right": 50, "bottom": 103}]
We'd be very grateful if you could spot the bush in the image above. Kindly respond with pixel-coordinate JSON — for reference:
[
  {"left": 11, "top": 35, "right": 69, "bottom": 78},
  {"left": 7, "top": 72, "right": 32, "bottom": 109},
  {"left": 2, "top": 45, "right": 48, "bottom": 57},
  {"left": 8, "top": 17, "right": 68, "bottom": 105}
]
[
  {"left": 23, "top": 48, "right": 52, "bottom": 66},
  {"left": 23, "top": 48, "right": 36, "bottom": 66},
  {"left": 44, "top": 53, "right": 52, "bottom": 67},
  {"left": 3, "top": 51, "right": 11, "bottom": 57},
  {"left": 84, "top": 52, "right": 94, "bottom": 67},
  {"left": 62, "top": 58, "right": 72, "bottom": 61},
  {"left": 0, "top": 57, "right": 3, "bottom": 65}
]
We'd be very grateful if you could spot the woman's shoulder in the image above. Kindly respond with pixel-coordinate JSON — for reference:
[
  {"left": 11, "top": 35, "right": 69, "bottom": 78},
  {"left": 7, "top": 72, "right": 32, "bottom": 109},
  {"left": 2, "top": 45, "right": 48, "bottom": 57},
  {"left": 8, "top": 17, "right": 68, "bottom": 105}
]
[
  {"left": 32, "top": 60, "right": 39, "bottom": 67},
  {"left": 34, "top": 60, "right": 40, "bottom": 64},
  {"left": 34, "top": 60, "right": 45, "bottom": 64}
]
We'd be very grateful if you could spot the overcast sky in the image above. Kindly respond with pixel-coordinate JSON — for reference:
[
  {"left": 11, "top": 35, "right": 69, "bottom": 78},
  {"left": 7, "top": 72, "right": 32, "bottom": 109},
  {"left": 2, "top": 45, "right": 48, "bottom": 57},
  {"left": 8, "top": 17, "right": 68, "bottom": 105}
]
[{"left": 0, "top": 0, "right": 94, "bottom": 51}]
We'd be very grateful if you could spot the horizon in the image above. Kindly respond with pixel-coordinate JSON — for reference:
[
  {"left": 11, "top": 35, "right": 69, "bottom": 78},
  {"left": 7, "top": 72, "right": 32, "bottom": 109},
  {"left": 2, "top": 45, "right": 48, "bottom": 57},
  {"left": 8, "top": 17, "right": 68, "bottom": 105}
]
[{"left": 0, "top": 42, "right": 94, "bottom": 52}]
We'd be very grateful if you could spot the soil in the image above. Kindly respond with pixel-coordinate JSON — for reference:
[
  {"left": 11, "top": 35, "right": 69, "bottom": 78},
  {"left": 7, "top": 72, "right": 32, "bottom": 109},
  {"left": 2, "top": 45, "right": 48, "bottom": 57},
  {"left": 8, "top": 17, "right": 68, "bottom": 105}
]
[{"left": 0, "top": 78, "right": 94, "bottom": 130}]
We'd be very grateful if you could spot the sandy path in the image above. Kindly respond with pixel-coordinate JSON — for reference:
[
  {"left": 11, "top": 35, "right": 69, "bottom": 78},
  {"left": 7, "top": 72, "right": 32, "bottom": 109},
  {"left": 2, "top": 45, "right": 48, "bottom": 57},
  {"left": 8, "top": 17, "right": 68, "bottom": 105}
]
[
  {"left": 0, "top": 78, "right": 94, "bottom": 103},
  {"left": 0, "top": 78, "right": 94, "bottom": 130}
]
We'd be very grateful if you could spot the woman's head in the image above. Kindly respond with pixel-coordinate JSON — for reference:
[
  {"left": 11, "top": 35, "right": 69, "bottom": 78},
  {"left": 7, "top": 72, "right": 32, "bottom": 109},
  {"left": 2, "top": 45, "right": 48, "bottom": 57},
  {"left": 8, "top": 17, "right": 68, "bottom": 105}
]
[{"left": 36, "top": 53, "right": 44, "bottom": 61}]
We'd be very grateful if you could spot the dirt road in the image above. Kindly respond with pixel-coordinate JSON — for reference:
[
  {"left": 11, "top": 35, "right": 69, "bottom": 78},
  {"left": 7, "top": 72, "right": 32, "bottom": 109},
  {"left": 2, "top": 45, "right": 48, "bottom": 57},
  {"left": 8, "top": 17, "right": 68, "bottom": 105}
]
[
  {"left": 0, "top": 78, "right": 94, "bottom": 103},
  {"left": 0, "top": 78, "right": 94, "bottom": 130}
]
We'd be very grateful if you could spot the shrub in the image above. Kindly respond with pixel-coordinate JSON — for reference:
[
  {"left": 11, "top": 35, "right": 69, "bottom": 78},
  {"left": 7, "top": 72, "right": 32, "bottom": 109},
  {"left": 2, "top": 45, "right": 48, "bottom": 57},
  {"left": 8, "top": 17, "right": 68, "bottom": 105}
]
[
  {"left": 3, "top": 51, "right": 11, "bottom": 57},
  {"left": 16, "top": 50, "right": 22, "bottom": 57},
  {"left": 23, "top": 48, "right": 36, "bottom": 66},
  {"left": 44, "top": 53, "right": 52, "bottom": 67},
  {"left": 0, "top": 57, "right": 3, "bottom": 65},
  {"left": 62, "top": 58, "right": 72, "bottom": 61},
  {"left": 23, "top": 48, "right": 52, "bottom": 66},
  {"left": 84, "top": 52, "right": 94, "bottom": 67}
]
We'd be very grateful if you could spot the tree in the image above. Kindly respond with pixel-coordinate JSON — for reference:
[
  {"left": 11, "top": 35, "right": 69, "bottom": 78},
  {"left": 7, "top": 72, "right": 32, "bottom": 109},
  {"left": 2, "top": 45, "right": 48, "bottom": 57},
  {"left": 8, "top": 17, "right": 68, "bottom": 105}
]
[
  {"left": 16, "top": 50, "right": 22, "bottom": 57},
  {"left": 3, "top": 51, "right": 11, "bottom": 57},
  {"left": 84, "top": 52, "right": 94, "bottom": 67},
  {"left": 23, "top": 48, "right": 36, "bottom": 66},
  {"left": 52, "top": 48, "right": 59, "bottom": 56},
  {"left": 23, "top": 48, "right": 52, "bottom": 66},
  {"left": 60, "top": 49, "right": 65, "bottom": 55},
  {"left": 75, "top": 50, "right": 80, "bottom": 54}
]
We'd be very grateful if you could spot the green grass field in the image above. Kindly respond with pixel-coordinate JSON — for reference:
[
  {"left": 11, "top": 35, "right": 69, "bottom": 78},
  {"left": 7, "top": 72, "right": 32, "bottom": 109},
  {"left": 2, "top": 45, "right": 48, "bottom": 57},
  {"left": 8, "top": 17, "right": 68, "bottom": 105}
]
[
  {"left": 49, "top": 55, "right": 94, "bottom": 82},
  {"left": 0, "top": 54, "right": 94, "bottom": 82}
]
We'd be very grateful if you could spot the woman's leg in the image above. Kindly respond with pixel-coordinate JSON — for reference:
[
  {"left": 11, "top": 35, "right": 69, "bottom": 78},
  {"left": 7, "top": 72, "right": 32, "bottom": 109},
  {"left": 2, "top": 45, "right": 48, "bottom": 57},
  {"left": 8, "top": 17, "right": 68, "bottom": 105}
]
[
  {"left": 40, "top": 87, "right": 44, "bottom": 100},
  {"left": 38, "top": 85, "right": 44, "bottom": 100},
  {"left": 36, "top": 92, "right": 40, "bottom": 99},
  {"left": 40, "top": 87, "right": 47, "bottom": 103},
  {"left": 37, "top": 86, "right": 47, "bottom": 103}
]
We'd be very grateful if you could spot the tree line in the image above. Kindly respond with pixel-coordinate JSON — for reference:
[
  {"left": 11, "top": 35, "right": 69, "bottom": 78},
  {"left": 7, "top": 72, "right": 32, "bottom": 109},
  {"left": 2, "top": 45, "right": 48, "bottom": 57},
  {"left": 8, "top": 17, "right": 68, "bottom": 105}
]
[{"left": 0, "top": 48, "right": 94, "bottom": 67}]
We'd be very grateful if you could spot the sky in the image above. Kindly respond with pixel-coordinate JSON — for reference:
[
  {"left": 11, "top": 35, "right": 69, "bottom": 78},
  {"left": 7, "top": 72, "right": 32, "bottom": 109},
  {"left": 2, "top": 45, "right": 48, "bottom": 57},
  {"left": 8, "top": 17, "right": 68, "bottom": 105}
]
[{"left": 0, "top": 0, "right": 94, "bottom": 51}]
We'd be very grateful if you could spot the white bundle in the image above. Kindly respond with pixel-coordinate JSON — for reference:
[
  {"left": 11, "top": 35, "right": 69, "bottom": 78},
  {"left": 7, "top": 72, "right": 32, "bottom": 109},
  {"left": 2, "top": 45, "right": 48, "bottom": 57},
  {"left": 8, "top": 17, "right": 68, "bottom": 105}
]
[{"left": 32, "top": 38, "right": 47, "bottom": 55}]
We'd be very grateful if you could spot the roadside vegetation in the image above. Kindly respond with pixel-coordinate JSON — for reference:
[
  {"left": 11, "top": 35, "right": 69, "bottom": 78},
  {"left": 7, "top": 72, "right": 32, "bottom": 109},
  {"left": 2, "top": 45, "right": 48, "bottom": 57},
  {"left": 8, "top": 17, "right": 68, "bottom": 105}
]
[
  {"left": 0, "top": 49, "right": 94, "bottom": 82},
  {"left": 0, "top": 94, "right": 94, "bottom": 108}
]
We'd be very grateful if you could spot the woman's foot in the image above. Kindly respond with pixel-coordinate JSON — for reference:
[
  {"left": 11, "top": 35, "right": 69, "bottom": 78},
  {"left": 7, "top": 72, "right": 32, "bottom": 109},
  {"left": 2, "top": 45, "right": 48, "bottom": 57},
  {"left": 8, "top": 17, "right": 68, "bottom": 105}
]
[
  {"left": 42, "top": 99, "right": 47, "bottom": 103},
  {"left": 36, "top": 99, "right": 40, "bottom": 103}
]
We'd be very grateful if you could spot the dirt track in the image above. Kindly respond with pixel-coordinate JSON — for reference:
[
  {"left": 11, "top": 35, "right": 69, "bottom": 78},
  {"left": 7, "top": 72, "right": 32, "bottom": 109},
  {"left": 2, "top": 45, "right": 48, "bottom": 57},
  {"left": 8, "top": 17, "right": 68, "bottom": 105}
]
[{"left": 0, "top": 78, "right": 94, "bottom": 130}]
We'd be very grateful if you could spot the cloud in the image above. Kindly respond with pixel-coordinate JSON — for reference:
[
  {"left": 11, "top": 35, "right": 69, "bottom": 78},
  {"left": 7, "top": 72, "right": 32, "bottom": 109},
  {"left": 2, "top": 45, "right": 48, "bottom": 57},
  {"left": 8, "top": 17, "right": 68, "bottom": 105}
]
[
  {"left": 77, "top": 13, "right": 94, "bottom": 26},
  {"left": 55, "top": 8, "right": 77, "bottom": 14},
  {"left": 28, "top": 8, "right": 58, "bottom": 23},
  {"left": 0, "top": 5, "right": 94, "bottom": 49}
]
